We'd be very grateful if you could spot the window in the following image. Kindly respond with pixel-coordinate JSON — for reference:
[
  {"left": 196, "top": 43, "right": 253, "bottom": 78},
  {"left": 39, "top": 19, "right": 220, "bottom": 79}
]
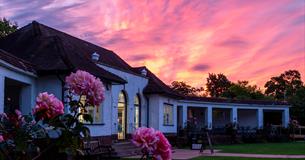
[
  {"left": 163, "top": 103, "right": 174, "bottom": 125},
  {"left": 79, "top": 95, "right": 103, "bottom": 124},
  {"left": 134, "top": 95, "right": 140, "bottom": 128}
]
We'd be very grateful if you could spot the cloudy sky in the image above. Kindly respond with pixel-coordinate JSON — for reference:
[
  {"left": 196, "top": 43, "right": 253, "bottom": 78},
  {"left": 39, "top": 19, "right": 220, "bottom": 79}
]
[{"left": 1, "top": 0, "right": 304, "bottom": 88}]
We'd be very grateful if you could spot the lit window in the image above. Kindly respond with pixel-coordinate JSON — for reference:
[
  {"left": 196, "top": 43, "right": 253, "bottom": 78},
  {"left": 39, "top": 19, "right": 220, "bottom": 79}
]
[
  {"left": 163, "top": 103, "right": 173, "bottom": 125},
  {"left": 134, "top": 95, "right": 140, "bottom": 128},
  {"left": 79, "top": 95, "right": 103, "bottom": 124}
]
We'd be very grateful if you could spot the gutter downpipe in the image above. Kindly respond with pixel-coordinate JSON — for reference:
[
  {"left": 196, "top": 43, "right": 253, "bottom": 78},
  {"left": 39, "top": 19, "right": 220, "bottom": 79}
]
[{"left": 145, "top": 95, "right": 149, "bottom": 127}]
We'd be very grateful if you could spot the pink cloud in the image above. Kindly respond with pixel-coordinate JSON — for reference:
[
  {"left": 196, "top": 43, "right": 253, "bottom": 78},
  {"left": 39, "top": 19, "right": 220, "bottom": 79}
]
[{"left": 0, "top": 0, "right": 304, "bottom": 88}]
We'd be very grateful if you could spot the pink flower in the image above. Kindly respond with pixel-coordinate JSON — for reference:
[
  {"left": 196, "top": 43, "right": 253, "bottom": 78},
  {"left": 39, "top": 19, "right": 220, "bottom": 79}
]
[
  {"left": 0, "top": 135, "right": 4, "bottom": 143},
  {"left": 32, "top": 92, "right": 64, "bottom": 120},
  {"left": 132, "top": 127, "right": 172, "bottom": 160},
  {"left": 65, "top": 70, "right": 105, "bottom": 106},
  {"left": 154, "top": 131, "right": 172, "bottom": 160},
  {"left": 132, "top": 127, "right": 159, "bottom": 154}
]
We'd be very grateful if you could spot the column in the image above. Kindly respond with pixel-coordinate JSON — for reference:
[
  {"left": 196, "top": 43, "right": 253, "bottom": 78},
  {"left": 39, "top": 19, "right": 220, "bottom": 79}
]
[
  {"left": 282, "top": 108, "right": 289, "bottom": 128},
  {"left": 231, "top": 107, "right": 238, "bottom": 123},
  {"left": 207, "top": 106, "right": 213, "bottom": 129},
  {"left": 257, "top": 108, "right": 264, "bottom": 129},
  {"left": 0, "top": 76, "right": 4, "bottom": 113},
  {"left": 182, "top": 104, "right": 187, "bottom": 127}
]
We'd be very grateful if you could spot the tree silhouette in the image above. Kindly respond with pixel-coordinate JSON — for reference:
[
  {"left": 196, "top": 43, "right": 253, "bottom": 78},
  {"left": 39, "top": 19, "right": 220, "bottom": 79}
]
[
  {"left": 206, "top": 73, "right": 231, "bottom": 97},
  {"left": 0, "top": 18, "right": 18, "bottom": 38}
]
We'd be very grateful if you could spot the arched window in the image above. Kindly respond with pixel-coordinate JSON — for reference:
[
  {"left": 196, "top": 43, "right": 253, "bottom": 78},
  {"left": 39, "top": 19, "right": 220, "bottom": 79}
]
[
  {"left": 134, "top": 95, "right": 141, "bottom": 128},
  {"left": 118, "top": 91, "right": 127, "bottom": 140}
]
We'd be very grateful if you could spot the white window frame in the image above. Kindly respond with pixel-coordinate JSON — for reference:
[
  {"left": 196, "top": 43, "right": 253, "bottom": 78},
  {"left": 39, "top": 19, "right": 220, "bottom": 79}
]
[{"left": 163, "top": 103, "right": 174, "bottom": 126}]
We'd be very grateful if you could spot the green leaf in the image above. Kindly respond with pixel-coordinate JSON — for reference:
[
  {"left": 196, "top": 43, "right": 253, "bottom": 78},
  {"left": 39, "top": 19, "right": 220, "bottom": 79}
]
[{"left": 82, "top": 114, "right": 93, "bottom": 124}]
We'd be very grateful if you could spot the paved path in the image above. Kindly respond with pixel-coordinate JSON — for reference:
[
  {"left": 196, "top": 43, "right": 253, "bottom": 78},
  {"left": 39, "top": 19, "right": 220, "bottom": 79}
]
[{"left": 125, "top": 149, "right": 305, "bottom": 159}]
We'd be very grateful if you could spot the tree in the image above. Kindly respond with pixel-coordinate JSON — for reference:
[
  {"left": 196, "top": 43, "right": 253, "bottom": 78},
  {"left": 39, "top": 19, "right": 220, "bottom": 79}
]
[
  {"left": 0, "top": 18, "right": 18, "bottom": 38},
  {"left": 170, "top": 81, "right": 204, "bottom": 96},
  {"left": 206, "top": 73, "right": 231, "bottom": 97},
  {"left": 264, "top": 70, "right": 303, "bottom": 100},
  {"left": 222, "top": 81, "right": 269, "bottom": 100},
  {"left": 290, "top": 86, "right": 305, "bottom": 124}
]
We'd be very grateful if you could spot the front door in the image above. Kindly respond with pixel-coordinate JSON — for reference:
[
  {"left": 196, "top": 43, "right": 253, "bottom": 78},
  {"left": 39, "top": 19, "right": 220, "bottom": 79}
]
[{"left": 118, "top": 91, "right": 127, "bottom": 140}]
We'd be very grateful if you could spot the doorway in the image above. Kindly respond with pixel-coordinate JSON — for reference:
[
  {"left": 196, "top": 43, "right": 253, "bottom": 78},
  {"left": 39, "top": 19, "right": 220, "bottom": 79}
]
[{"left": 118, "top": 91, "right": 127, "bottom": 140}]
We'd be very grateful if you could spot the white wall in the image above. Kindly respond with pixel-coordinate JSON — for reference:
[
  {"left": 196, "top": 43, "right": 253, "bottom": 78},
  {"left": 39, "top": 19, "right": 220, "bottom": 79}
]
[
  {"left": 98, "top": 64, "right": 149, "bottom": 136},
  {"left": 148, "top": 95, "right": 178, "bottom": 133},
  {"left": 0, "top": 64, "right": 36, "bottom": 114},
  {"left": 238, "top": 109, "right": 258, "bottom": 128}
]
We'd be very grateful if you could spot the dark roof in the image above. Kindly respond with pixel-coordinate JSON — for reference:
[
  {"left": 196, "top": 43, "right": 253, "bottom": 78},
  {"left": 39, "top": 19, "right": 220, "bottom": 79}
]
[
  {"left": 133, "top": 66, "right": 183, "bottom": 98},
  {"left": 183, "top": 96, "right": 289, "bottom": 106},
  {"left": 0, "top": 21, "right": 127, "bottom": 84},
  {"left": 0, "top": 49, "right": 36, "bottom": 73}
]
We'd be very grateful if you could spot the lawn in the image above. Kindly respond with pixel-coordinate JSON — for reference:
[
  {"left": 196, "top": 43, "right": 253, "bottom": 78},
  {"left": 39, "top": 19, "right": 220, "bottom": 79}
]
[
  {"left": 214, "top": 142, "right": 305, "bottom": 155},
  {"left": 192, "top": 157, "right": 302, "bottom": 160}
]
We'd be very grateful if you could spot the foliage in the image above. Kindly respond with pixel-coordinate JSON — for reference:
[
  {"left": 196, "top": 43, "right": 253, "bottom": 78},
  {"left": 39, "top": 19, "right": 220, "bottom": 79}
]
[
  {"left": 264, "top": 70, "right": 303, "bottom": 100},
  {"left": 0, "top": 18, "right": 18, "bottom": 38},
  {"left": 206, "top": 73, "right": 231, "bottom": 97},
  {"left": 222, "top": 81, "right": 270, "bottom": 100},
  {"left": 289, "top": 86, "right": 305, "bottom": 124},
  {"left": 170, "top": 81, "right": 204, "bottom": 96},
  {"left": 0, "top": 70, "right": 105, "bottom": 159},
  {"left": 264, "top": 70, "right": 304, "bottom": 124}
]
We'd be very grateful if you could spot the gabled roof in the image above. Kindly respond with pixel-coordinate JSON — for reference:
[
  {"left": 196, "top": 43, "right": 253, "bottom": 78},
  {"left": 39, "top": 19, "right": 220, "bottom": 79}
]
[
  {"left": 0, "top": 49, "right": 36, "bottom": 74},
  {"left": 133, "top": 66, "right": 183, "bottom": 98},
  {"left": 0, "top": 21, "right": 127, "bottom": 84}
]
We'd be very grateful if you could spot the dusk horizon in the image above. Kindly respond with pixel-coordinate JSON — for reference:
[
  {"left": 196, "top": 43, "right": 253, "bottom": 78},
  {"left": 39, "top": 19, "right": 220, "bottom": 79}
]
[{"left": 1, "top": 0, "right": 304, "bottom": 88}]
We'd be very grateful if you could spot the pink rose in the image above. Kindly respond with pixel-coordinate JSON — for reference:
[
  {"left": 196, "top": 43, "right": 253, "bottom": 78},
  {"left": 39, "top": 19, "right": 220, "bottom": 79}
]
[
  {"left": 132, "top": 127, "right": 159, "bottom": 153},
  {"left": 65, "top": 70, "right": 105, "bottom": 106},
  {"left": 32, "top": 92, "right": 64, "bottom": 120},
  {"left": 0, "top": 135, "right": 4, "bottom": 143},
  {"left": 155, "top": 131, "right": 172, "bottom": 160},
  {"left": 132, "top": 127, "right": 172, "bottom": 159}
]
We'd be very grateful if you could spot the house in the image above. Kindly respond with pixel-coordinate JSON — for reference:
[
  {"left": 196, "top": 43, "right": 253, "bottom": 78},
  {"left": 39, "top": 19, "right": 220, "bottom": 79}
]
[{"left": 0, "top": 21, "right": 290, "bottom": 143}]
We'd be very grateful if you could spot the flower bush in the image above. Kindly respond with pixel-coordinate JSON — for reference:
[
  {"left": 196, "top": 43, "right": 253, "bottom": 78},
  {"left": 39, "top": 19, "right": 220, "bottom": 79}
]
[
  {"left": 65, "top": 70, "right": 105, "bottom": 106},
  {"left": 0, "top": 70, "right": 105, "bottom": 160},
  {"left": 32, "top": 92, "right": 64, "bottom": 120},
  {"left": 132, "top": 127, "right": 172, "bottom": 160}
]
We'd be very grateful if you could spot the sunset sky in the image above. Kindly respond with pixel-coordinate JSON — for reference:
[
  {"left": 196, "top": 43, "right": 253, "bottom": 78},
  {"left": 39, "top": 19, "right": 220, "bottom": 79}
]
[{"left": 1, "top": 0, "right": 304, "bottom": 88}]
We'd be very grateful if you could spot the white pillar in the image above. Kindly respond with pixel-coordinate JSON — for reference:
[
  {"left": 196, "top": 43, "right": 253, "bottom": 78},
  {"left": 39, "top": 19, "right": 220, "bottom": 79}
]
[
  {"left": 282, "top": 108, "right": 289, "bottom": 128},
  {"left": 182, "top": 104, "right": 187, "bottom": 127},
  {"left": 0, "top": 76, "right": 4, "bottom": 113},
  {"left": 231, "top": 107, "right": 238, "bottom": 123},
  {"left": 207, "top": 106, "right": 213, "bottom": 129},
  {"left": 257, "top": 108, "right": 264, "bottom": 129}
]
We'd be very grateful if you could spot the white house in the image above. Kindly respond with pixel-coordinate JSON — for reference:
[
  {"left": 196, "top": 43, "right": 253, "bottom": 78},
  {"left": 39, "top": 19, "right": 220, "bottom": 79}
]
[{"left": 0, "top": 21, "right": 290, "bottom": 143}]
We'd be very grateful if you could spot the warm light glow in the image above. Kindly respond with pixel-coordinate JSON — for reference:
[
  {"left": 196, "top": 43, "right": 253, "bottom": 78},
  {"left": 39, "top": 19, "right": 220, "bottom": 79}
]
[{"left": 1, "top": 0, "right": 304, "bottom": 87}]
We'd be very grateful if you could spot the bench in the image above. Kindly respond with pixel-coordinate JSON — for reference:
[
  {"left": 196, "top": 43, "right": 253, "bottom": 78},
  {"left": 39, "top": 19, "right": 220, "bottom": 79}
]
[{"left": 81, "top": 139, "right": 114, "bottom": 159}]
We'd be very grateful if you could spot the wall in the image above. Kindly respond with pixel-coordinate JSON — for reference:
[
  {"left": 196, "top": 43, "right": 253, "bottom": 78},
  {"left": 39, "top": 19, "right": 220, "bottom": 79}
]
[
  {"left": 0, "top": 63, "right": 36, "bottom": 114},
  {"left": 98, "top": 64, "right": 149, "bottom": 136},
  {"left": 238, "top": 109, "right": 258, "bottom": 128},
  {"left": 148, "top": 95, "right": 178, "bottom": 133}
]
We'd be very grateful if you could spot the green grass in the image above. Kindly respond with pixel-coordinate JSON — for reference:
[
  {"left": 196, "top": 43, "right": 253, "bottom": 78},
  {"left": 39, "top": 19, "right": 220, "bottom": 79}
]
[
  {"left": 214, "top": 142, "right": 305, "bottom": 155},
  {"left": 192, "top": 157, "right": 302, "bottom": 160}
]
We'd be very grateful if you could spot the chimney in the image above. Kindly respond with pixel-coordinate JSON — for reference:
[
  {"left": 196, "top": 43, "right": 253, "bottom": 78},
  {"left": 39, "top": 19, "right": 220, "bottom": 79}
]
[
  {"left": 91, "top": 52, "right": 100, "bottom": 63},
  {"left": 141, "top": 68, "right": 147, "bottom": 76}
]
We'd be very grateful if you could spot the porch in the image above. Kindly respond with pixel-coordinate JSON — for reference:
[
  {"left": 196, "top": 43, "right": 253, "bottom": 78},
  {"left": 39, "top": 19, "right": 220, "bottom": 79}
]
[{"left": 178, "top": 103, "right": 290, "bottom": 131}]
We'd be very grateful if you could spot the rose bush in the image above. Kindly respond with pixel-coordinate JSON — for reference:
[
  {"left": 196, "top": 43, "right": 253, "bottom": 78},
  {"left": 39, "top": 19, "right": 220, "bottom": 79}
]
[{"left": 0, "top": 70, "right": 105, "bottom": 160}]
